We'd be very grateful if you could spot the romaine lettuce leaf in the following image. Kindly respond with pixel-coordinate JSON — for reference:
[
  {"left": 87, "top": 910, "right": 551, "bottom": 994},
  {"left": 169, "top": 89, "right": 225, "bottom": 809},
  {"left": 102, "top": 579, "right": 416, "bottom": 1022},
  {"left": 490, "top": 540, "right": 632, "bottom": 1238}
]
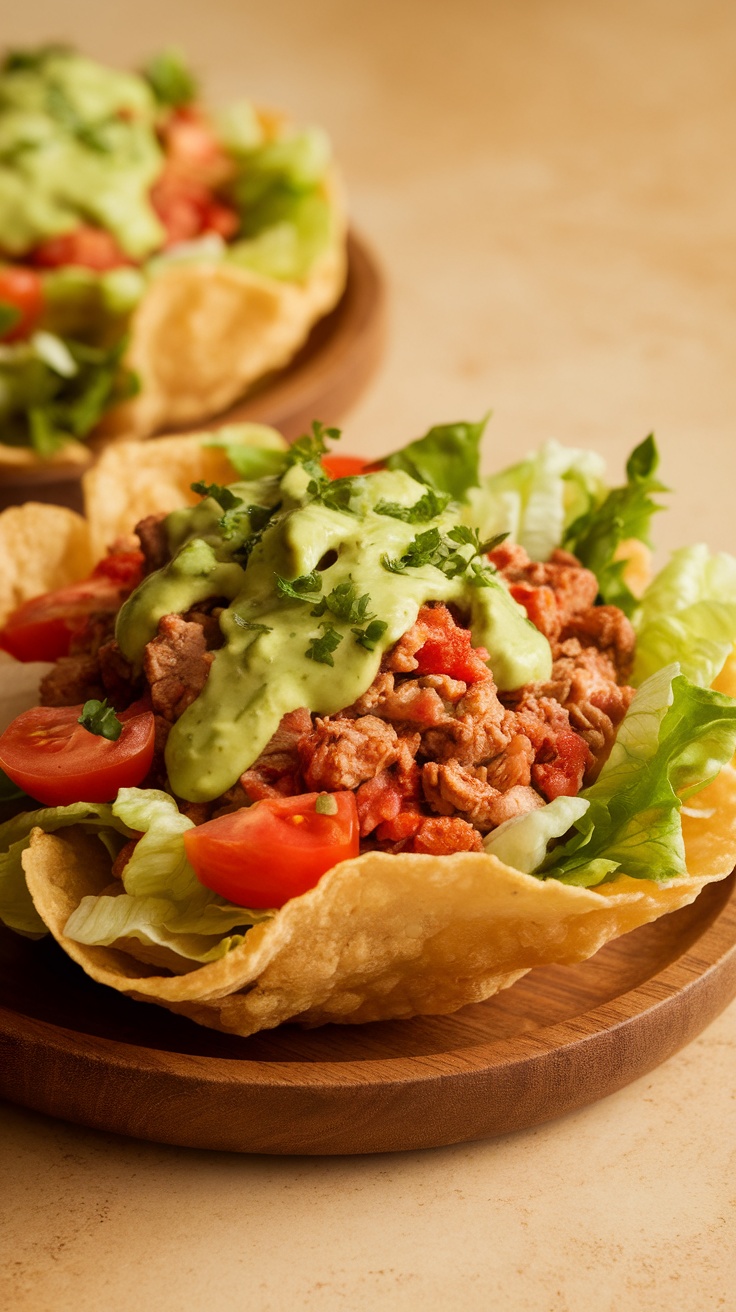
[
  {"left": 383, "top": 418, "right": 486, "bottom": 500},
  {"left": 463, "top": 439, "right": 606, "bottom": 562},
  {"left": 541, "top": 665, "right": 736, "bottom": 885},
  {"left": 563, "top": 434, "right": 667, "bottom": 615},
  {"left": 483, "top": 795, "right": 589, "bottom": 872},
  {"left": 63, "top": 788, "right": 270, "bottom": 963},
  {"left": 0, "top": 801, "right": 131, "bottom": 936},
  {"left": 633, "top": 544, "right": 736, "bottom": 688}
]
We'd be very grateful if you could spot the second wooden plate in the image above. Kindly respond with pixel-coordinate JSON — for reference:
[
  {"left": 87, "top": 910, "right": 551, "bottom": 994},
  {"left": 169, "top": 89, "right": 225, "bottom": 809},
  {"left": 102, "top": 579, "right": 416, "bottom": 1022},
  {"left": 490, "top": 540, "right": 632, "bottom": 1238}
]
[{"left": 1, "top": 870, "right": 734, "bottom": 1155}]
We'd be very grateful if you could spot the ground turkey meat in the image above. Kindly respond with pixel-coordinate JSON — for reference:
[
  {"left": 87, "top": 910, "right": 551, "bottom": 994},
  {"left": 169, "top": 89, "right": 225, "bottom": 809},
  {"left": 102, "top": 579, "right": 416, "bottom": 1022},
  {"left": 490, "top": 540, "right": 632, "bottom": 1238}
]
[
  {"left": 143, "top": 614, "right": 215, "bottom": 722},
  {"left": 298, "top": 715, "right": 400, "bottom": 791}
]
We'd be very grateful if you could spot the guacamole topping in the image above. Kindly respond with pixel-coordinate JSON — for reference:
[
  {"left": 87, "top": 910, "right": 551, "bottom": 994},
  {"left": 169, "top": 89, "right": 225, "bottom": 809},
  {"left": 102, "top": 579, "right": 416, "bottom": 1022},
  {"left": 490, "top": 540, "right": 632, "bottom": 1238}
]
[
  {"left": 0, "top": 48, "right": 165, "bottom": 258},
  {"left": 116, "top": 462, "right": 552, "bottom": 802}
]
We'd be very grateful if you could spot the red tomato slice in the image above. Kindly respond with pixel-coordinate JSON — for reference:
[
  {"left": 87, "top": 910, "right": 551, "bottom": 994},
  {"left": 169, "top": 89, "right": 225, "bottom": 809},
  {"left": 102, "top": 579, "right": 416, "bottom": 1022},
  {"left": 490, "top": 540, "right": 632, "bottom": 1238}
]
[
  {"left": 31, "top": 227, "right": 132, "bottom": 271},
  {"left": 0, "top": 704, "right": 155, "bottom": 806},
  {"left": 0, "top": 266, "right": 44, "bottom": 341},
  {"left": 321, "top": 454, "right": 373, "bottom": 480},
  {"left": 184, "top": 791, "right": 360, "bottom": 908},
  {"left": 0, "top": 551, "right": 144, "bottom": 662}
]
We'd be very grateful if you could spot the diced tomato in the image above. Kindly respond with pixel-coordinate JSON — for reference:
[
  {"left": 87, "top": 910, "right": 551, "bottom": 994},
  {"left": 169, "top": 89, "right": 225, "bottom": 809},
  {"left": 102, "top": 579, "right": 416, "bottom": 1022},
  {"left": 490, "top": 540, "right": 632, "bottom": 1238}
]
[
  {"left": 532, "top": 731, "right": 592, "bottom": 801},
  {"left": 374, "top": 809, "right": 423, "bottom": 842},
  {"left": 0, "top": 551, "right": 144, "bottom": 663},
  {"left": 509, "top": 583, "right": 558, "bottom": 639},
  {"left": 321, "top": 455, "right": 373, "bottom": 480},
  {"left": 183, "top": 791, "right": 360, "bottom": 908},
  {"left": 151, "top": 171, "right": 239, "bottom": 247},
  {"left": 31, "top": 226, "right": 132, "bottom": 272},
  {"left": 355, "top": 770, "right": 402, "bottom": 836},
  {"left": 160, "top": 106, "right": 230, "bottom": 175},
  {"left": 0, "top": 703, "right": 155, "bottom": 806},
  {"left": 0, "top": 266, "right": 44, "bottom": 341},
  {"left": 412, "top": 604, "right": 490, "bottom": 684}
]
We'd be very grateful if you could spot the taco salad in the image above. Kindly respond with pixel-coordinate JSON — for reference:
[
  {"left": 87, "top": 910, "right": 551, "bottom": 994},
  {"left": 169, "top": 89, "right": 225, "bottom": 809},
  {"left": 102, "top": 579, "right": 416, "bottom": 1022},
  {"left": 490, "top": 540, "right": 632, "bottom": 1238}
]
[
  {"left": 1, "top": 419, "right": 736, "bottom": 1036},
  {"left": 0, "top": 45, "right": 346, "bottom": 464}
]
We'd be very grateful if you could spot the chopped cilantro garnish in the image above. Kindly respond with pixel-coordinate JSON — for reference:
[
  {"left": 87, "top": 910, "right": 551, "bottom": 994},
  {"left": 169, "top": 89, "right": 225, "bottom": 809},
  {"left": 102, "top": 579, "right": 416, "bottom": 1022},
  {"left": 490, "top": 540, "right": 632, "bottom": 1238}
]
[
  {"left": 374, "top": 487, "right": 451, "bottom": 523},
  {"left": 305, "top": 624, "right": 343, "bottom": 666},
  {"left": 382, "top": 526, "right": 507, "bottom": 585},
  {"left": 315, "top": 793, "right": 338, "bottom": 815},
  {"left": 77, "top": 698, "right": 123, "bottom": 742},
  {"left": 191, "top": 481, "right": 244, "bottom": 512},
  {"left": 275, "top": 571, "right": 323, "bottom": 602},
  {"left": 311, "top": 578, "right": 374, "bottom": 624},
  {"left": 352, "top": 619, "right": 388, "bottom": 651},
  {"left": 232, "top": 616, "right": 273, "bottom": 635}
]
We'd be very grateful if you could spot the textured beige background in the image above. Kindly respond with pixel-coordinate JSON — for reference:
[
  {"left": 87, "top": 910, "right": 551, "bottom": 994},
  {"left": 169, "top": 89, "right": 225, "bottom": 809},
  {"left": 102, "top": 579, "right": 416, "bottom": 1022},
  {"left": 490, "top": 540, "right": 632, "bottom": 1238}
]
[{"left": 2, "top": 2, "right": 736, "bottom": 1308}]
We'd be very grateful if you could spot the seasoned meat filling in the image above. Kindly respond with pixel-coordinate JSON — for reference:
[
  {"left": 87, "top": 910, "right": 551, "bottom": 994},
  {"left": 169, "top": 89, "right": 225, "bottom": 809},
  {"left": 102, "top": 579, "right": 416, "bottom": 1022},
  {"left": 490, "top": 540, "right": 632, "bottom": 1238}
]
[{"left": 37, "top": 541, "right": 636, "bottom": 854}]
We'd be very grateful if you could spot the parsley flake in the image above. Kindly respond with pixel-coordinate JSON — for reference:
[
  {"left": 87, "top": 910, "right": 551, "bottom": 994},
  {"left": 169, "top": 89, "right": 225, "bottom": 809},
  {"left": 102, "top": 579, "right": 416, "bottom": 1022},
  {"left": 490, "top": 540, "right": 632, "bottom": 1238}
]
[
  {"left": 275, "top": 571, "right": 323, "bottom": 602},
  {"left": 232, "top": 616, "right": 273, "bottom": 635},
  {"left": 352, "top": 619, "right": 388, "bottom": 651},
  {"left": 374, "top": 487, "right": 451, "bottom": 523},
  {"left": 305, "top": 624, "right": 343, "bottom": 666},
  {"left": 77, "top": 698, "right": 123, "bottom": 741}
]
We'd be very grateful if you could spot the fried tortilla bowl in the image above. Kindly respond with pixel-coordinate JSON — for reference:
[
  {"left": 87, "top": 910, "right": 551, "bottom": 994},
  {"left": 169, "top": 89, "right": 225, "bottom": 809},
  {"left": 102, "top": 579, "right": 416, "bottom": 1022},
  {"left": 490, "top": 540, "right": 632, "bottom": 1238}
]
[
  {"left": 19, "top": 649, "right": 736, "bottom": 1038},
  {"left": 20, "top": 756, "right": 735, "bottom": 1037}
]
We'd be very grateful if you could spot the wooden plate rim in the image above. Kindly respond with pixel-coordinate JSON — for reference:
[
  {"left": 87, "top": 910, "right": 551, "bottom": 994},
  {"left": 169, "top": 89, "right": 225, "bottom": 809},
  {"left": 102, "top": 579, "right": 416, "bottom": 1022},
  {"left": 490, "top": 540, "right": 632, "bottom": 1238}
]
[{"left": 2, "top": 873, "right": 734, "bottom": 1092}]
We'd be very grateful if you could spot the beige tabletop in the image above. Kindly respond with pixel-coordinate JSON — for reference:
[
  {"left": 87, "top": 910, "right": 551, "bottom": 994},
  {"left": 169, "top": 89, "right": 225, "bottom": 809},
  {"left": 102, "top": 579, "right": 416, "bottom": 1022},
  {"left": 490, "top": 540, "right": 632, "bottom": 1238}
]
[{"left": 2, "top": 2, "right": 736, "bottom": 1308}]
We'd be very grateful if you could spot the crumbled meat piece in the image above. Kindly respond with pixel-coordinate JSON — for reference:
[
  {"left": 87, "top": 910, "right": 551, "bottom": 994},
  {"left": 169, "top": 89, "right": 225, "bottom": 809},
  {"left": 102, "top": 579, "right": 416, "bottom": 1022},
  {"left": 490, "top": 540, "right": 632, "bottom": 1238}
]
[
  {"left": 240, "top": 707, "right": 312, "bottom": 801},
  {"left": 298, "top": 714, "right": 400, "bottom": 791},
  {"left": 490, "top": 542, "right": 599, "bottom": 642},
  {"left": 421, "top": 678, "right": 513, "bottom": 766},
  {"left": 345, "top": 670, "right": 395, "bottom": 716},
  {"left": 135, "top": 513, "right": 170, "bottom": 573},
  {"left": 411, "top": 816, "right": 484, "bottom": 854},
  {"left": 560, "top": 604, "right": 636, "bottom": 682},
  {"left": 143, "top": 614, "right": 214, "bottom": 722},
  {"left": 422, "top": 760, "right": 543, "bottom": 832},
  {"left": 40, "top": 654, "right": 105, "bottom": 706},
  {"left": 68, "top": 611, "right": 117, "bottom": 658},
  {"left": 97, "top": 640, "right": 142, "bottom": 707},
  {"left": 376, "top": 674, "right": 465, "bottom": 727},
  {"left": 538, "top": 640, "right": 635, "bottom": 778},
  {"left": 483, "top": 732, "right": 535, "bottom": 790}
]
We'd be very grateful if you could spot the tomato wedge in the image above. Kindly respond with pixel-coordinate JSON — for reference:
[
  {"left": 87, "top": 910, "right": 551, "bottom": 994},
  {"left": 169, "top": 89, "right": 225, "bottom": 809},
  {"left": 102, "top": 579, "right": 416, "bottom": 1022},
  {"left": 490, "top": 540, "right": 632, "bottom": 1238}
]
[
  {"left": 0, "top": 266, "right": 44, "bottom": 341},
  {"left": 0, "top": 551, "right": 144, "bottom": 662},
  {"left": 0, "top": 704, "right": 155, "bottom": 806},
  {"left": 31, "top": 226, "right": 131, "bottom": 272},
  {"left": 321, "top": 454, "right": 373, "bottom": 480},
  {"left": 184, "top": 791, "right": 360, "bottom": 908}
]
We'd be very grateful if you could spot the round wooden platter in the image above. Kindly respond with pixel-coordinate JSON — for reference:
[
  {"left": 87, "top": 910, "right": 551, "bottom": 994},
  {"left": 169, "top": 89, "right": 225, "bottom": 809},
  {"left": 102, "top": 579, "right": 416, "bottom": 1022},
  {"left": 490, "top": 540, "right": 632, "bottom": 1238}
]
[
  {"left": 0, "top": 229, "right": 386, "bottom": 513},
  {"left": 1, "top": 870, "right": 735, "bottom": 1156}
]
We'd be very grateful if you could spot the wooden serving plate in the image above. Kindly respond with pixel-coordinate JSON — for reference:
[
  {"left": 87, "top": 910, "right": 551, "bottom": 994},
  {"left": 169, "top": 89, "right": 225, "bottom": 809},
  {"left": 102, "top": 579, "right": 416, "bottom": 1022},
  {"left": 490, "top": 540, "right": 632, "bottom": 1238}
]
[
  {"left": 0, "top": 230, "right": 385, "bottom": 513},
  {"left": 1, "top": 871, "right": 735, "bottom": 1155}
]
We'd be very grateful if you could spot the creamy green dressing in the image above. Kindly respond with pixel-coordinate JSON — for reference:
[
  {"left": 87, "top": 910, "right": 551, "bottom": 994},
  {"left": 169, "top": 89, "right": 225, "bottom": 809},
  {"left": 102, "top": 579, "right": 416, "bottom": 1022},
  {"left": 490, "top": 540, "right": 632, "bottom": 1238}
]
[
  {"left": 0, "top": 50, "right": 165, "bottom": 258},
  {"left": 116, "top": 466, "right": 552, "bottom": 802}
]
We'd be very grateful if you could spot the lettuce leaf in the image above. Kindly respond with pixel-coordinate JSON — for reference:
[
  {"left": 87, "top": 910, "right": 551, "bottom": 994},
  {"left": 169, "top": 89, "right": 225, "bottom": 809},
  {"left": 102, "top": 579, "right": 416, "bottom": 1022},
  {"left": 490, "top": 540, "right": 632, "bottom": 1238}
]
[
  {"left": 63, "top": 789, "right": 270, "bottom": 963},
  {"left": 541, "top": 665, "right": 736, "bottom": 885},
  {"left": 383, "top": 418, "right": 486, "bottom": 500},
  {"left": 483, "top": 795, "right": 590, "bottom": 872},
  {"left": 0, "top": 801, "right": 131, "bottom": 936},
  {"left": 633, "top": 544, "right": 736, "bottom": 688},
  {"left": 563, "top": 434, "right": 667, "bottom": 615},
  {"left": 463, "top": 439, "right": 606, "bottom": 562}
]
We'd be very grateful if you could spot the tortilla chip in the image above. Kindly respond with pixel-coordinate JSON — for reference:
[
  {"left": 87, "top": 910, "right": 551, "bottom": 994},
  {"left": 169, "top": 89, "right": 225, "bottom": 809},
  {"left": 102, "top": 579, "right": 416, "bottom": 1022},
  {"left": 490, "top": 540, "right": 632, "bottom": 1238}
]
[
  {"left": 99, "top": 175, "right": 347, "bottom": 440},
  {"left": 0, "top": 438, "right": 90, "bottom": 469},
  {"left": 0, "top": 503, "right": 94, "bottom": 626},
  {"left": 82, "top": 424, "right": 287, "bottom": 558},
  {"left": 22, "top": 792, "right": 730, "bottom": 1037}
]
